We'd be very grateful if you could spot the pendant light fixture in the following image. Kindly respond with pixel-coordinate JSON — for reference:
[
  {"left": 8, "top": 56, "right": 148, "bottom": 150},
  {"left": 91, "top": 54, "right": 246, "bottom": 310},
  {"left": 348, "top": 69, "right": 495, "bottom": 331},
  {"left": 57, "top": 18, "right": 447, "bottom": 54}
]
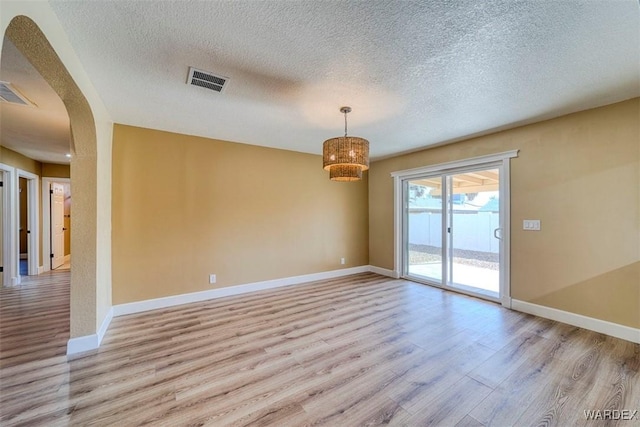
[{"left": 322, "top": 106, "right": 370, "bottom": 181}]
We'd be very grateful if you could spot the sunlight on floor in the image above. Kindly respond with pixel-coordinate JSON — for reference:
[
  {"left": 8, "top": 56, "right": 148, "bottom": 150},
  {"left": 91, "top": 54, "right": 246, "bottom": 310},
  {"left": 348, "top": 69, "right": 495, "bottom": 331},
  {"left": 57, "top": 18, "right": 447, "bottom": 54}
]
[{"left": 409, "top": 262, "right": 499, "bottom": 294}]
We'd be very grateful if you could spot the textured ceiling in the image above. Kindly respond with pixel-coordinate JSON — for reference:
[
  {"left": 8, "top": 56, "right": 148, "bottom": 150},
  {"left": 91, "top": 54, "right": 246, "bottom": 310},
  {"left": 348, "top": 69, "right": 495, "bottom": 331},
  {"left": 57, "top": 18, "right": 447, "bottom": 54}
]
[
  {"left": 17, "top": 1, "right": 640, "bottom": 159},
  {"left": 0, "top": 38, "right": 71, "bottom": 164}
]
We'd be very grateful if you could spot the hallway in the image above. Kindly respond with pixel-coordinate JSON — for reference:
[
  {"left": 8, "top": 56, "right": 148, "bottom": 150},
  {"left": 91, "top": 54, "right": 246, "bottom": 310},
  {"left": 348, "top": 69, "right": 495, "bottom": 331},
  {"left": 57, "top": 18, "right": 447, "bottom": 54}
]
[{"left": 0, "top": 270, "right": 70, "bottom": 368}]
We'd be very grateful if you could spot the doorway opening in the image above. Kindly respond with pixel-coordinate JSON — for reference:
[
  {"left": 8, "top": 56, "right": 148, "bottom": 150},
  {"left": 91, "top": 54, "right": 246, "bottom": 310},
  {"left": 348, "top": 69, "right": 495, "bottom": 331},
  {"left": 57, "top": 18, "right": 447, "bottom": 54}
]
[
  {"left": 42, "top": 178, "right": 71, "bottom": 272},
  {"left": 18, "top": 177, "right": 27, "bottom": 275},
  {"left": 393, "top": 151, "right": 518, "bottom": 306},
  {"left": 16, "top": 170, "right": 38, "bottom": 279}
]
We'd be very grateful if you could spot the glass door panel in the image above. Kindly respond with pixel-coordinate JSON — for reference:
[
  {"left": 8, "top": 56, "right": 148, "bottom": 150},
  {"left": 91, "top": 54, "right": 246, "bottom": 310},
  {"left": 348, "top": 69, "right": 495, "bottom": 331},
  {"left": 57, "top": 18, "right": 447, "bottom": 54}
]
[
  {"left": 447, "top": 169, "right": 500, "bottom": 299},
  {"left": 406, "top": 177, "right": 443, "bottom": 284}
]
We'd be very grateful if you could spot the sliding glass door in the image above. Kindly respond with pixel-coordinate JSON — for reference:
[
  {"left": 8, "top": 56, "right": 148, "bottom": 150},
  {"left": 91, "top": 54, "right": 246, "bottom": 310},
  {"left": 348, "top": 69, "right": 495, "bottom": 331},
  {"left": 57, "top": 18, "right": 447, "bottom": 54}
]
[
  {"left": 447, "top": 169, "right": 501, "bottom": 299},
  {"left": 403, "top": 165, "right": 504, "bottom": 301},
  {"left": 406, "top": 177, "right": 444, "bottom": 283}
]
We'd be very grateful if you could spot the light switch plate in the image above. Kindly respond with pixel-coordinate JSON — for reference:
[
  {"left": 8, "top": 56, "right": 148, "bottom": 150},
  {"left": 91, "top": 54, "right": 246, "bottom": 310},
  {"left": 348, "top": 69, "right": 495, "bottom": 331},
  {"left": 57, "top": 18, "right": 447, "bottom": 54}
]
[{"left": 523, "top": 220, "right": 541, "bottom": 231}]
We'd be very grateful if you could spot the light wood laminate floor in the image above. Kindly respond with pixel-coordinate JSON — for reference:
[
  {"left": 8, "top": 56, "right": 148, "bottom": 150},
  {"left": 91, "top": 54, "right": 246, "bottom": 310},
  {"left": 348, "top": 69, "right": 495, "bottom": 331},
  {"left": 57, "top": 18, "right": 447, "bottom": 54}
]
[{"left": 1, "top": 271, "right": 638, "bottom": 426}]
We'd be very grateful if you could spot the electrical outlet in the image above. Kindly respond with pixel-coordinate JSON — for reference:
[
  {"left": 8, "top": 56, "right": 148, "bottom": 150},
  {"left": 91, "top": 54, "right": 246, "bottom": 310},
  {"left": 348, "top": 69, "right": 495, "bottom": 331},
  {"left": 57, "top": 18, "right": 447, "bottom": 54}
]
[
  {"left": 209, "top": 274, "right": 216, "bottom": 284},
  {"left": 340, "top": 258, "right": 345, "bottom": 265}
]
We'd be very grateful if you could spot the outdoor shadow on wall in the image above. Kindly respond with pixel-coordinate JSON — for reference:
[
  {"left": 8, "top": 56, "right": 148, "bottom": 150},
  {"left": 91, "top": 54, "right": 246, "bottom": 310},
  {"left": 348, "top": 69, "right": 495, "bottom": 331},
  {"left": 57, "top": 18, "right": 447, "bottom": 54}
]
[{"left": 531, "top": 261, "right": 640, "bottom": 329}]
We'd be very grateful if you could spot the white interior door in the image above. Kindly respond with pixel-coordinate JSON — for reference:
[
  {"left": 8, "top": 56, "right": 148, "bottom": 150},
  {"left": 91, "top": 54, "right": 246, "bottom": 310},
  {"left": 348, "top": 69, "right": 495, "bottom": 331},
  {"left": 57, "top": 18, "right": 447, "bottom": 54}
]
[{"left": 51, "top": 183, "right": 65, "bottom": 270}]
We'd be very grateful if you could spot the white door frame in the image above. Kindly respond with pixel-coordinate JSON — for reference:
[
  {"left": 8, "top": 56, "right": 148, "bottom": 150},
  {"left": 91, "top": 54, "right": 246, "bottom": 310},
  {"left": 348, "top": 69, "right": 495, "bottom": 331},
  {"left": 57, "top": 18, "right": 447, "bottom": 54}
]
[
  {"left": 0, "top": 163, "right": 17, "bottom": 286},
  {"left": 16, "top": 169, "right": 40, "bottom": 277},
  {"left": 391, "top": 150, "right": 518, "bottom": 307},
  {"left": 42, "top": 177, "right": 71, "bottom": 272}
]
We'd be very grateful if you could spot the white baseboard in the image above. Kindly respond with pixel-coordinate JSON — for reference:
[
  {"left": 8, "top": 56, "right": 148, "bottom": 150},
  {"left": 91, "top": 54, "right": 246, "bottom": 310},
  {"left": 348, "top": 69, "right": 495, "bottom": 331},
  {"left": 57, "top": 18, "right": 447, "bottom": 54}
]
[
  {"left": 113, "top": 265, "right": 370, "bottom": 317},
  {"left": 511, "top": 299, "right": 640, "bottom": 344},
  {"left": 67, "top": 307, "right": 114, "bottom": 356},
  {"left": 66, "top": 334, "right": 99, "bottom": 355},
  {"left": 369, "top": 265, "right": 399, "bottom": 278},
  {"left": 37, "top": 266, "right": 45, "bottom": 275},
  {"left": 19, "top": 253, "right": 27, "bottom": 260},
  {"left": 68, "top": 269, "right": 640, "bottom": 354},
  {"left": 64, "top": 254, "right": 71, "bottom": 263},
  {"left": 97, "top": 307, "right": 113, "bottom": 345}
]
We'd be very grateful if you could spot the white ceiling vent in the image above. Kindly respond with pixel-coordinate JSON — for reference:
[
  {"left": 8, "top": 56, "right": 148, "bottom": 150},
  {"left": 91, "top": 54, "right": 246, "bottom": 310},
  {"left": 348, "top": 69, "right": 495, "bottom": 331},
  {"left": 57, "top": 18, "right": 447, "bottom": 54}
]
[
  {"left": 187, "top": 67, "right": 229, "bottom": 93},
  {"left": 0, "top": 81, "right": 35, "bottom": 107}
]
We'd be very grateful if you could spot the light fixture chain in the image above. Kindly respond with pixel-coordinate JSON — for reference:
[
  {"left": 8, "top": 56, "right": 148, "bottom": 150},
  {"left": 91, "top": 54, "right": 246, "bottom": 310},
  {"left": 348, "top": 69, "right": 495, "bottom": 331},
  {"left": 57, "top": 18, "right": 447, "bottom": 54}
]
[{"left": 344, "top": 110, "right": 348, "bottom": 137}]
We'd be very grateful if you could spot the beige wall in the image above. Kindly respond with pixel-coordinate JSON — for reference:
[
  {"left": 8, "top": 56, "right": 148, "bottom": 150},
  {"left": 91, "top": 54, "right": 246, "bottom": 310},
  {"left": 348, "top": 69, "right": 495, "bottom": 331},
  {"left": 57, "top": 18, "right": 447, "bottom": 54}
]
[
  {"left": 0, "top": 146, "right": 44, "bottom": 265},
  {"left": 112, "top": 124, "right": 369, "bottom": 304},
  {"left": 0, "top": 146, "right": 42, "bottom": 175},
  {"left": 1, "top": 2, "right": 636, "bottom": 339},
  {"left": 369, "top": 98, "right": 639, "bottom": 328},
  {"left": 42, "top": 163, "right": 70, "bottom": 178}
]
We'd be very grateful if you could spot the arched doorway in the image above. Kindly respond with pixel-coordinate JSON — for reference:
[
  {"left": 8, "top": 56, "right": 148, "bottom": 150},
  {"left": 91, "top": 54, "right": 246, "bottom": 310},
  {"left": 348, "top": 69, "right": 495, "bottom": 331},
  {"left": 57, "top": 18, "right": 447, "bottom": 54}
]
[{"left": 1, "top": 8, "right": 112, "bottom": 352}]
